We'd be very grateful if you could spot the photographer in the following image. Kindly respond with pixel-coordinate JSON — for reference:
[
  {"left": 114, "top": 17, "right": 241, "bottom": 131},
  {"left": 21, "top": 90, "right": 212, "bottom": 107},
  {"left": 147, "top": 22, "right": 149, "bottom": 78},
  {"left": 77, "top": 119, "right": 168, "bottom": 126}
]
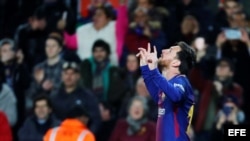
[{"left": 211, "top": 95, "right": 245, "bottom": 141}]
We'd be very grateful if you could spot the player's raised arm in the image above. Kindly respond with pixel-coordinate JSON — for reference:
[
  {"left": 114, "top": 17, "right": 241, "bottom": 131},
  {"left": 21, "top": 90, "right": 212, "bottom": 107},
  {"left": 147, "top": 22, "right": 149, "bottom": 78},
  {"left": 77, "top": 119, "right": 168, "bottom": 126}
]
[{"left": 137, "top": 43, "right": 160, "bottom": 102}]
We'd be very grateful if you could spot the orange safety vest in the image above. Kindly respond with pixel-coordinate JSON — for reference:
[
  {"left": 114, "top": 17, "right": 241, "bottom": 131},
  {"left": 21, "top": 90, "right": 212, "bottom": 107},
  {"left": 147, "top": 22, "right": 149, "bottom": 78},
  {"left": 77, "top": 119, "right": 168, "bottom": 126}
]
[{"left": 44, "top": 119, "right": 95, "bottom": 141}]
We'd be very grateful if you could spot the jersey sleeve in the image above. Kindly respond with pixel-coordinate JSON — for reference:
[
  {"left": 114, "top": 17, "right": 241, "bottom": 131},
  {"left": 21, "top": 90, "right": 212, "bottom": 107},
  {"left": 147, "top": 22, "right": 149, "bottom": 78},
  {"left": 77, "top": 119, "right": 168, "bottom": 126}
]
[
  {"left": 150, "top": 68, "right": 185, "bottom": 103},
  {"left": 140, "top": 65, "right": 160, "bottom": 102}
]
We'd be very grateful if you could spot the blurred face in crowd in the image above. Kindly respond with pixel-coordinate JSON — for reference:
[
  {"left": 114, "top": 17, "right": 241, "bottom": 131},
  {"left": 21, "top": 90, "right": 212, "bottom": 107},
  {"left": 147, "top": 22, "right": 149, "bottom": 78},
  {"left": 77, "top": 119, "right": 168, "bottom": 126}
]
[
  {"left": 136, "top": 78, "right": 149, "bottom": 97},
  {"left": 0, "top": 43, "right": 15, "bottom": 63},
  {"left": 137, "top": 0, "right": 151, "bottom": 9},
  {"left": 99, "top": 103, "right": 111, "bottom": 121},
  {"left": 62, "top": 69, "right": 79, "bottom": 88},
  {"left": 93, "top": 47, "right": 108, "bottom": 62},
  {"left": 45, "top": 38, "right": 62, "bottom": 59},
  {"left": 229, "top": 12, "right": 247, "bottom": 28},
  {"left": 182, "top": 0, "right": 192, "bottom": 6},
  {"left": 193, "top": 37, "right": 206, "bottom": 51},
  {"left": 93, "top": 8, "right": 110, "bottom": 30},
  {"left": 224, "top": 1, "right": 241, "bottom": 16},
  {"left": 158, "top": 46, "right": 181, "bottom": 68},
  {"left": 215, "top": 61, "right": 233, "bottom": 81},
  {"left": 30, "top": 17, "right": 46, "bottom": 30},
  {"left": 35, "top": 99, "right": 51, "bottom": 120},
  {"left": 181, "top": 15, "right": 198, "bottom": 35},
  {"left": 134, "top": 8, "right": 149, "bottom": 27},
  {"left": 126, "top": 54, "right": 139, "bottom": 72},
  {"left": 129, "top": 99, "right": 145, "bottom": 120}
]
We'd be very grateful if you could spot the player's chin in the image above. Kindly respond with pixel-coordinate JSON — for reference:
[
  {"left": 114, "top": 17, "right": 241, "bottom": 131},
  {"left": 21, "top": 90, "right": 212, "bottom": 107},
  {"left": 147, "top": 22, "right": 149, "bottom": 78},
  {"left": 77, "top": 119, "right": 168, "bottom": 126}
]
[{"left": 158, "top": 59, "right": 167, "bottom": 67}]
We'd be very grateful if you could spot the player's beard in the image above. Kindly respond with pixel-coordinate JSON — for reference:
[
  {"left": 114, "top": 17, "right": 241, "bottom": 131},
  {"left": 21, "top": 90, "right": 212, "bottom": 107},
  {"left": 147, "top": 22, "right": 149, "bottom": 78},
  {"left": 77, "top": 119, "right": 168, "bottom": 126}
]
[{"left": 158, "top": 58, "right": 169, "bottom": 68}]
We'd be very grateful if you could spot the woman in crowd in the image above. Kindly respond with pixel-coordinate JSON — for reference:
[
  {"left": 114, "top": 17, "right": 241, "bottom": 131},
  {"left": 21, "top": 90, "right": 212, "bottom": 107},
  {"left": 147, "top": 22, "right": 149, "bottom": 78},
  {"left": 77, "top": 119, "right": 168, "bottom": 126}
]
[{"left": 109, "top": 95, "right": 156, "bottom": 141}]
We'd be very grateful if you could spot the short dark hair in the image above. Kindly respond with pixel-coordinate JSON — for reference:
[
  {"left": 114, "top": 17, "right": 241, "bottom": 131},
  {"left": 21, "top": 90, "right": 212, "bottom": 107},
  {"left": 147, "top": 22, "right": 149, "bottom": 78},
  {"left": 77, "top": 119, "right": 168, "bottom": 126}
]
[
  {"left": 176, "top": 41, "right": 196, "bottom": 75},
  {"left": 33, "top": 94, "right": 52, "bottom": 110},
  {"left": 216, "top": 57, "right": 235, "bottom": 72},
  {"left": 92, "top": 39, "right": 111, "bottom": 55},
  {"left": 66, "top": 105, "right": 90, "bottom": 119},
  {"left": 32, "top": 6, "right": 46, "bottom": 20},
  {"left": 0, "top": 38, "right": 16, "bottom": 51},
  {"left": 46, "top": 36, "right": 63, "bottom": 47},
  {"left": 95, "top": 6, "right": 115, "bottom": 20}
]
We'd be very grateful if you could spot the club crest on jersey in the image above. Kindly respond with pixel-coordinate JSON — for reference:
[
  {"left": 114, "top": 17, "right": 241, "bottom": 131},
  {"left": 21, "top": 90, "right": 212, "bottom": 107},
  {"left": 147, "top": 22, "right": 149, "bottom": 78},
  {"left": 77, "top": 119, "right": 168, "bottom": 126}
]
[{"left": 158, "top": 108, "right": 165, "bottom": 117}]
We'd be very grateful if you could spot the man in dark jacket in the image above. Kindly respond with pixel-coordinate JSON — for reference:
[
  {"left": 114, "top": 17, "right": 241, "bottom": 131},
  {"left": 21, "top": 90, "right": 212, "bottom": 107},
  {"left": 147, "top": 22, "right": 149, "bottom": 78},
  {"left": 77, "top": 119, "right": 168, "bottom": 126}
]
[
  {"left": 18, "top": 94, "right": 60, "bottom": 141},
  {"left": 14, "top": 7, "right": 48, "bottom": 71},
  {"left": 51, "top": 61, "right": 101, "bottom": 134},
  {"left": 80, "top": 39, "right": 126, "bottom": 114}
]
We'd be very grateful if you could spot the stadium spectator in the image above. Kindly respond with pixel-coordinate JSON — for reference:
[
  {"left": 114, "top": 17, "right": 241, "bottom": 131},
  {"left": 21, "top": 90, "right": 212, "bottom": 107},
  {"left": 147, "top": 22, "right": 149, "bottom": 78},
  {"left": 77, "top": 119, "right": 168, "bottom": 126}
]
[
  {"left": 80, "top": 39, "right": 126, "bottom": 113},
  {"left": 0, "top": 38, "right": 31, "bottom": 140},
  {"left": 76, "top": 0, "right": 128, "bottom": 65},
  {"left": 18, "top": 95, "right": 60, "bottom": 141},
  {"left": 168, "top": 0, "right": 213, "bottom": 44},
  {"left": 36, "top": 0, "right": 76, "bottom": 34},
  {"left": 0, "top": 63, "right": 17, "bottom": 127},
  {"left": 121, "top": 53, "right": 141, "bottom": 96},
  {"left": 109, "top": 96, "right": 156, "bottom": 141},
  {"left": 215, "top": 0, "right": 243, "bottom": 29},
  {"left": 190, "top": 58, "right": 244, "bottom": 141},
  {"left": 0, "top": 111, "right": 12, "bottom": 141},
  {"left": 228, "top": 11, "right": 249, "bottom": 30},
  {"left": 14, "top": 7, "right": 48, "bottom": 71},
  {"left": 50, "top": 61, "right": 101, "bottom": 134},
  {"left": 124, "top": 7, "right": 167, "bottom": 56},
  {"left": 128, "top": 0, "right": 169, "bottom": 33},
  {"left": 210, "top": 0, "right": 243, "bottom": 43},
  {"left": 215, "top": 28, "right": 250, "bottom": 119},
  {"left": 190, "top": 36, "right": 217, "bottom": 79},
  {"left": 26, "top": 36, "right": 64, "bottom": 112},
  {"left": 210, "top": 95, "right": 245, "bottom": 141},
  {"left": 79, "top": 0, "right": 117, "bottom": 24},
  {"left": 177, "top": 14, "right": 203, "bottom": 45},
  {"left": 49, "top": 30, "right": 81, "bottom": 63},
  {"left": 119, "top": 77, "right": 158, "bottom": 122},
  {"left": 44, "top": 104, "right": 96, "bottom": 141}
]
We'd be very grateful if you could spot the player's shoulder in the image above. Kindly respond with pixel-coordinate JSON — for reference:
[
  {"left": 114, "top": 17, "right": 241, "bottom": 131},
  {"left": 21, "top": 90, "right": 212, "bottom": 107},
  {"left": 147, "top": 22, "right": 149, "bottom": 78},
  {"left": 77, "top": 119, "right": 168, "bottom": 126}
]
[{"left": 172, "top": 75, "right": 192, "bottom": 91}]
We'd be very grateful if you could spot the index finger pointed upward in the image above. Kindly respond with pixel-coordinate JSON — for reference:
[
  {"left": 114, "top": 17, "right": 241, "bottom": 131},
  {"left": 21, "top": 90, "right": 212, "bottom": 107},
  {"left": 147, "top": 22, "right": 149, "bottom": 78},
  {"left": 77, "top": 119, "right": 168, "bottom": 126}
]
[
  {"left": 153, "top": 46, "right": 157, "bottom": 55},
  {"left": 147, "top": 42, "right": 151, "bottom": 53}
]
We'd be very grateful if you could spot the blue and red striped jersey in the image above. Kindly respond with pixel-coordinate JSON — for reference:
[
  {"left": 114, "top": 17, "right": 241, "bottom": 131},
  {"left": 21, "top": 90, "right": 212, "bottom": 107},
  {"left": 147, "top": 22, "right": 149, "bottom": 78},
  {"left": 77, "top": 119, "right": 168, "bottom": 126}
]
[{"left": 141, "top": 65, "right": 195, "bottom": 141}]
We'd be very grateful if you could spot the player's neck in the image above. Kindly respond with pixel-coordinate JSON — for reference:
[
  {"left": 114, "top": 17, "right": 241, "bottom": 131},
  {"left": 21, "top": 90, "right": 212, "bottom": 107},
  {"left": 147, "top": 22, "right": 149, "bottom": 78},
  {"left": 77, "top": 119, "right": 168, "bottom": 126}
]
[{"left": 162, "top": 67, "right": 180, "bottom": 80}]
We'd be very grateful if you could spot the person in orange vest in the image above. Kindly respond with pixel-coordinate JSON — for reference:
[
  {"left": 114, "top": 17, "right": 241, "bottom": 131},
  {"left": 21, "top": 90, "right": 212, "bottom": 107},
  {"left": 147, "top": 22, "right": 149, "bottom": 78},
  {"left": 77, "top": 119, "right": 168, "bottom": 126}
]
[{"left": 43, "top": 104, "right": 95, "bottom": 141}]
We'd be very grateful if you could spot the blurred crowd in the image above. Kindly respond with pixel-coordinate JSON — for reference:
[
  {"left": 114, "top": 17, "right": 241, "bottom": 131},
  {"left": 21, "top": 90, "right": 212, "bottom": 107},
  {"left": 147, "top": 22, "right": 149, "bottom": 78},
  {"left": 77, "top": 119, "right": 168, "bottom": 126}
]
[{"left": 0, "top": 0, "right": 250, "bottom": 141}]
